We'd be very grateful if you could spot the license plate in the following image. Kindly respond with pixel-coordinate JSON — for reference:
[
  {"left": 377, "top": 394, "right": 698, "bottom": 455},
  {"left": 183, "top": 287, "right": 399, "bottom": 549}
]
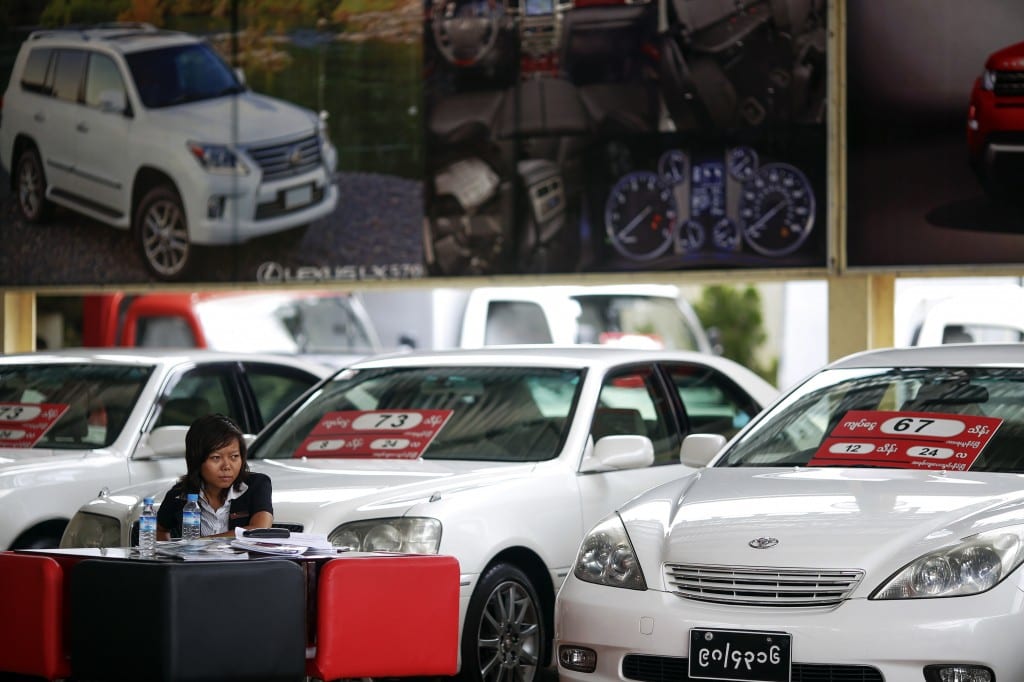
[
  {"left": 283, "top": 185, "right": 313, "bottom": 209},
  {"left": 689, "top": 629, "right": 791, "bottom": 682}
]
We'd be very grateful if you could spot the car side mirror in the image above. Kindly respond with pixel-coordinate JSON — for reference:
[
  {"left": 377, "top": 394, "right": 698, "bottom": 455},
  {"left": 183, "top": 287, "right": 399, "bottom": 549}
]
[
  {"left": 140, "top": 425, "right": 190, "bottom": 459},
  {"left": 581, "top": 435, "right": 654, "bottom": 472},
  {"left": 98, "top": 89, "right": 127, "bottom": 115},
  {"left": 680, "top": 433, "right": 727, "bottom": 468}
]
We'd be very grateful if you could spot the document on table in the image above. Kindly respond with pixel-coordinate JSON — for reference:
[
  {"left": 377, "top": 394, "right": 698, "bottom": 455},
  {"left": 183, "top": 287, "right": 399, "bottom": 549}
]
[{"left": 229, "top": 528, "right": 335, "bottom": 555}]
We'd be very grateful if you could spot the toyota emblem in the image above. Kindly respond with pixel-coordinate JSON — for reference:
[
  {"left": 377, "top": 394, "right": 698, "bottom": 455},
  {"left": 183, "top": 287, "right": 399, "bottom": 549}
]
[
  {"left": 288, "top": 145, "right": 303, "bottom": 166},
  {"left": 748, "top": 537, "right": 779, "bottom": 549}
]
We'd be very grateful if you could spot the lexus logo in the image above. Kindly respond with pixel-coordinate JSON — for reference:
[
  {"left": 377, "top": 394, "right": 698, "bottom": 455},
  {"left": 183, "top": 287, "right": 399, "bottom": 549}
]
[
  {"left": 748, "top": 537, "right": 779, "bottom": 549},
  {"left": 288, "top": 145, "right": 303, "bottom": 166}
]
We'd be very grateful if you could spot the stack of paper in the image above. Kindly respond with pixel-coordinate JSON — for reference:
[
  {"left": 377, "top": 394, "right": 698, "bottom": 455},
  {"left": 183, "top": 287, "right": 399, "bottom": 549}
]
[{"left": 229, "top": 528, "right": 335, "bottom": 555}]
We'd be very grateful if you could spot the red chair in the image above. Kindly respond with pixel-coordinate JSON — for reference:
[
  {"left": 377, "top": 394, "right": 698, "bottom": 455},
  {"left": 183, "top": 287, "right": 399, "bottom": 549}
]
[
  {"left": 0, "top": 552, "right": 72, "bottom": 680},
  {"left": 307, "top": 554, "right": 460, "bottom": 681}
]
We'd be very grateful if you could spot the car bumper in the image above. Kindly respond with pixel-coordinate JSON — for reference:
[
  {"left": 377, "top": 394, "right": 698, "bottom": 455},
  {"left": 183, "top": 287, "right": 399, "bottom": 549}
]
[
  {"left": 186, "top": 169, "right": 339, "bottom": 245},
  {"left": 555, "top": 574, "right": 1024, "bottom": 681},
  {"left": 967, "top": 85, "right": 1024, "bottom": 178}
]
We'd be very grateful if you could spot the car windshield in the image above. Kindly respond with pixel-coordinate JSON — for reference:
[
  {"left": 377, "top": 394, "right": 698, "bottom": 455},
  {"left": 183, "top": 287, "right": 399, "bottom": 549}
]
[
  {"left": 125, "top": 42, "right": 243, "bottom": 109},
  {"left": 718, "top": 366, "right": 1024, "bottom": 473},
  {"left": 0, "top": 364, "right": 152, "bottom": 449},
  {"left": 193, "top": 295, "right": 378, "bottom": 353},
  {"left": 252, "top": 365, "right": 583, "bottom": 462},
  {"left": 572, "top": 295, "right": 703, "bottom": 350}
]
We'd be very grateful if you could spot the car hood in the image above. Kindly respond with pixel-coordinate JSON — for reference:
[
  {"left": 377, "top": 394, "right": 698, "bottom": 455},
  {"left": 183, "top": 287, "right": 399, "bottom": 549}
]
[
  {"left": 80, "top": 457, "right": 535, "bottom": 526},
  {"left": 624, "top": 467, "right": 1024, "bottom": 592},
  {"left": 145, "top": 92, "right": 317, "bottom": 145},
  {"left": 0, "top": 447, "right": 109, "bottom": 486},
  {"left": 986, "top": 40, "right": 1024, "bottom": 71},
  {"left": 255, "top": 457, "right": 532, "bottom": 524}
]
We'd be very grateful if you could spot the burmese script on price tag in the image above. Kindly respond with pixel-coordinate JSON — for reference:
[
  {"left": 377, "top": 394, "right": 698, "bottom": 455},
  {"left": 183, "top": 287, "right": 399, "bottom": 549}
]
[
  {"left": 295, "top": 409, "right": 454, "bottom": 459},
  {"left": 809, "top": 410, "right": 1002, "bottom": 471},
  {"left": 0, "top": 402, "right": 70, "bottom": 449}
]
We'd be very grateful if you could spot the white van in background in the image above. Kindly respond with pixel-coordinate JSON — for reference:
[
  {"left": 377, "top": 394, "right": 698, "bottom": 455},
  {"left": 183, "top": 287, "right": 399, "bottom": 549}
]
[
  {"left": 896, "top": 280, "right": 1024, "bottom": 347},
  {"left": 362, "top": 284, "right": 716, "bottom": 354}
]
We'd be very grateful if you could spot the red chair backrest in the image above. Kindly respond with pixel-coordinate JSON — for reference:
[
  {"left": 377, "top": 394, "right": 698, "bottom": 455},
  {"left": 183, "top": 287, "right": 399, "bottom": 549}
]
[
  {"left": 0, "top": 552, "right": 71, "bottom": 680},
  {"left": 308, "top": 554, "right": 460, "bottom": 680}
]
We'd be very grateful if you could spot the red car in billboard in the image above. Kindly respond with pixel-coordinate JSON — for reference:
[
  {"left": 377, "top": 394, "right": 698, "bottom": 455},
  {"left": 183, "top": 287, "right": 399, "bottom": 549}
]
[{"left": 968, "top": 40, "right": 1024, "bottom": 191}]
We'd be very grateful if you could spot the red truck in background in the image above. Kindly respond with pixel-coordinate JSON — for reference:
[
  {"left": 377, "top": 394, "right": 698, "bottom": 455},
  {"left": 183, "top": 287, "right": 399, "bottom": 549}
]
[
  {"left": 79, "top": 291, "right": 383, "bottom": 365},
  {"left": 967, "top": 40, "right": 1024, "bottom": 193}
]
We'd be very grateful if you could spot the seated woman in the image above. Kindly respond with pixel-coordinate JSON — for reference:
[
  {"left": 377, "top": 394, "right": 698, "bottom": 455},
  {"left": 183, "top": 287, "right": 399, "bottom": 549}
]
[{"left": 156, "top": 414, "right": 273, "bottom": 540}]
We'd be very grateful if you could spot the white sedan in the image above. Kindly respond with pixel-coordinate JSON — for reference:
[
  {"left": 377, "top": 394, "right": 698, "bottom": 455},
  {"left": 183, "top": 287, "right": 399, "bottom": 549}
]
[
  {"left": 556, "top": 344, "right": 1024, "bottom": 682},
  {"left": 0, "top": 349, "right": 331, "bottom": 550},
  {"left": 61, "top": 346, "right": 777, "bottom": 682}
]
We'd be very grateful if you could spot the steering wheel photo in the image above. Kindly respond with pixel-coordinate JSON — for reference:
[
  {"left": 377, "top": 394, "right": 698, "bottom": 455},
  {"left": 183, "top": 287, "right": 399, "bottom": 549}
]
[{"left": 431, "top": 0, "right": 503, "bottom": 67}]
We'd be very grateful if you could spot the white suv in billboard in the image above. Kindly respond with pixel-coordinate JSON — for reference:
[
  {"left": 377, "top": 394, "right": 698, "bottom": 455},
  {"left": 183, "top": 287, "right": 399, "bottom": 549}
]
[{"left": 0, "top": 23, "right": 338, "bottom": 281}]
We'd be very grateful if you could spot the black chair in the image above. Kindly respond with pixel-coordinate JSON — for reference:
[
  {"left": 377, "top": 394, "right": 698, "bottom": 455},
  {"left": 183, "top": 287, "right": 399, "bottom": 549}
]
[{"left": 69, "top": 558, "right": 306, "bottom": 682}]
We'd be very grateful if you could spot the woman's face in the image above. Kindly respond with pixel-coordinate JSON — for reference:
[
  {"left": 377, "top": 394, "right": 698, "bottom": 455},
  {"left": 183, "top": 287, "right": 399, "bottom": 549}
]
[{"left": 200, "top": 439, "right": 243, "bottom": 492}]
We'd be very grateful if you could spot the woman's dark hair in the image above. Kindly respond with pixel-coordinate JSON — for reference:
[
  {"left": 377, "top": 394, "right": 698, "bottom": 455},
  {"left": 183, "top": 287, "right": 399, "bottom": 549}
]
[{"left": 176, "top": 413, "right": 249, "bottom": 497}]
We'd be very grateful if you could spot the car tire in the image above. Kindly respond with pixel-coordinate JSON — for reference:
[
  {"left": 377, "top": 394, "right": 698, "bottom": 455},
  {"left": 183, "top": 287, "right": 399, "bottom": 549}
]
[
  {"left": 134, "top": 184, "right": 192, "bottom": 281},
  {"left": 15, "top": 146, "right": 52, "bottom": 223},
  {"left": 460, "top": 562, "right": 545, "bottom": 682}
]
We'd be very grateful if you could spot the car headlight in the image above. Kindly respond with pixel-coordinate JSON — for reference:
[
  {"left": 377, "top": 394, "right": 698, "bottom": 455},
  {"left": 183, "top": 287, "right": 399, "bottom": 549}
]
[
  {"left": 61, "top": 512, "right": 122, "bottom": 549},
  {"left": 318, "top": 110, "right": 332, "bottom": 145},
  {"left": 573, "top": 513, "right": 646, "bottom": 590},
  {"left": 982, "top": 69, "right": 997, "bottom": 91},
  {"left": 328, "top": 517, "right": 441, "bottom": 554},
  {"left": 872, "top": 524, "right": 1024, "bottom": 599},
  {"left": 187, "top": 142, "right": 249, "bottom": 174}
]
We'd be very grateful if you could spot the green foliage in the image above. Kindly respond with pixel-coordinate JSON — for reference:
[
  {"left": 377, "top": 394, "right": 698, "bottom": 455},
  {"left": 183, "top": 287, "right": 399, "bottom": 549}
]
[
  {"left": 40, "top": 0, "right": 130, "bottom": 26},
  {"left": 694, "top": 284, "right": 777, "bottom": 384}
]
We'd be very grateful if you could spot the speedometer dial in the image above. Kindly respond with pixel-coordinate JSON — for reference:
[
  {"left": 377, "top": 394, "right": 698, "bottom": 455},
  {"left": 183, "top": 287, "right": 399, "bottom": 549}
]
[
  {"left": 738, "top": 163, "right": 815, "bottom": 257},
  {"left": 604, "top": 171, "right": 677, "bottom": 261}
]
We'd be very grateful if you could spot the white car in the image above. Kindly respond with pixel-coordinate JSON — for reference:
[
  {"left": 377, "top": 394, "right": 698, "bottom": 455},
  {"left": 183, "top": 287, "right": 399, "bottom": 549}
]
[
  {"left": 556, "top": 344, "right": 1024, "bottom": 682},
  {"left": 0, "top": 24, "right": 339, "bottom": 280},
  {"left": 0, "top": 349, "right": 331, "bottom": 550},
  {"left": 62, "top": 346, "right": 777, "bottom": 682}
]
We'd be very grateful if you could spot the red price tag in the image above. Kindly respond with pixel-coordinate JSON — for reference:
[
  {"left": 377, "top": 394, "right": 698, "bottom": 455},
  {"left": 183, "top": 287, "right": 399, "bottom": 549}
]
[
  {"left": 0, "top": 402, "right": 70, "bottom": 448},
  {"left": 295, "top": 409, "right": 453, "bottom": 459},
  {"left": 810, "top": 410, "right": 1002, "bottom": 472}
]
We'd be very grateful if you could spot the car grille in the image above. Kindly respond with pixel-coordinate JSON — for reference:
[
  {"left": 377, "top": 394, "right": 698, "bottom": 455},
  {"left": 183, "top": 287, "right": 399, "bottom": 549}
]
[
  {"left": 248, "top": 134, "right": 323, "bottom": 182},
  {"left": 622, "top": 655, "right": 883, "bottom": 682},
  {"left": 664, "top": 563, "right": 863, "bottom": 607},
  {"left": 995, "top": 70, "right": 1024, "bottom": 98}
]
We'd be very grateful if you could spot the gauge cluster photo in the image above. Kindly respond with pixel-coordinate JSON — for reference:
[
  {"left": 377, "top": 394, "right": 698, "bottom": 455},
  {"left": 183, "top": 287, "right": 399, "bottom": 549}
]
[
  {"left": 586, "top": 136, "right": 825, "bottom": 272},
  {"left": 422, "top": 0, "right": 829, "bottom": 276}
]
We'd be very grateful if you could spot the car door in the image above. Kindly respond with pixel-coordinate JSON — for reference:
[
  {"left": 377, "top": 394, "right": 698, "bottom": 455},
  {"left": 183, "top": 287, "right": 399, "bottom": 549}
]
[
  {"left": 576, "top": 362, "right": 690, "bottom": 534},
  {"left": 73, "top": 49, "right": 135, "bottom": 219},
  {"left": 36, "top": 48, "right": 88, "bottom": 194},
  {"left": 126, "top": 362, "right": 251, "bottom": 485}
]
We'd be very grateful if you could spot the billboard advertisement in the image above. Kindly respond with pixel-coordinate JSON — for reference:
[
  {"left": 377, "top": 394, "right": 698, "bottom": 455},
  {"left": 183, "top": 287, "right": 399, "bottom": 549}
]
[
  {"left": 0, "top": 0, "right": 828, "bottom": 288},
  {"left": 847, "top": 0, "right": 1024, "bottom": 270}
]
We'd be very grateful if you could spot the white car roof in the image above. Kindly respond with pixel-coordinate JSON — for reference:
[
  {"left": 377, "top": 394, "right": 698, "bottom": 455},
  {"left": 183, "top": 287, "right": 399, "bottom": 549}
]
[
  {"left": 0, "top": 348, "right": 334, "bottom": 376},
  {"left": 829, "top": 343, "right": 1024, "bottom": 369},
  {"left": 25, "top": 25, "right": 200, "bottom": 54},
  {"left": 354, "top": 345, "right": 720, "bottom": 369}
]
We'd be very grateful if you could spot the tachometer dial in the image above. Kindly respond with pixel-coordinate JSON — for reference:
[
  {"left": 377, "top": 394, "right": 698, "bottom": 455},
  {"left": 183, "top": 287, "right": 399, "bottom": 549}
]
[
  {"left": 604, "top": 171, "right": 677, "bottom": 261},
  {"left": 738, "top": 163, "right": 815, "bottom": 257}
]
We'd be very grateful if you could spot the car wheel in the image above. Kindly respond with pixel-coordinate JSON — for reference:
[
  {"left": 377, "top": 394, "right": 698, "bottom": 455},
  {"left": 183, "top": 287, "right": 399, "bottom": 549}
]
[
  {"left": 134, "top": 185, "right": 191, "bottom": 281},
  {"left": 461, "top": 563, "right": 544, "bottom": 682},
  {"left": 15, "top": 146, "right": 52, "bottom": 223}
]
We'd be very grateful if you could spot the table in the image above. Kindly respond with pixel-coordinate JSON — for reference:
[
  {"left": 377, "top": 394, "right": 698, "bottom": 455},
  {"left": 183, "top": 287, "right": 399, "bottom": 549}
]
[{"left": 0, "top": 546, "right": 460, "bottom": 682}]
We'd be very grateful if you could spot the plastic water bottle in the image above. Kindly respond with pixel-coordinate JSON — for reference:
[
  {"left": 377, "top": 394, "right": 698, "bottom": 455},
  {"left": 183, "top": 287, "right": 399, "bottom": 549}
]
[
  {"left": 138, "top": 497, "right": 156, "bottom": 557},
  {"left": 182, "top": 493, "right": 201, "bottom": 541}
]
